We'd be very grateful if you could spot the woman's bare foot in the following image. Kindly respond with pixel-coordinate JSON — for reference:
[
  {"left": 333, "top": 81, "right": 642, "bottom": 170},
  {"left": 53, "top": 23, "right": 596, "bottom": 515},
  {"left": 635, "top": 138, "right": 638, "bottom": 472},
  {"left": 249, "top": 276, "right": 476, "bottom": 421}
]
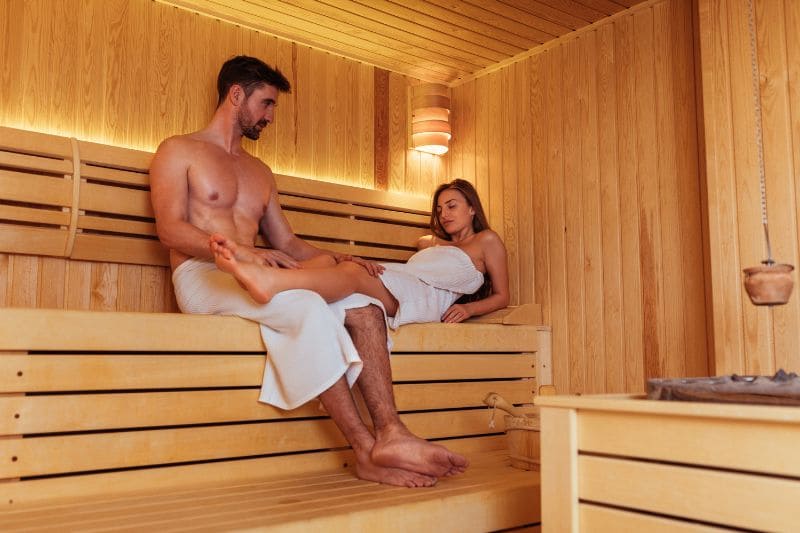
[
  {"left": 209, "top": 234, "right": 278, "bottom": 304},
  {"left": 354, "top": 449, "right": 437, "bottom": 488},
  {"left": 370, "top": 425, "right": 469, "bottom": 478}
]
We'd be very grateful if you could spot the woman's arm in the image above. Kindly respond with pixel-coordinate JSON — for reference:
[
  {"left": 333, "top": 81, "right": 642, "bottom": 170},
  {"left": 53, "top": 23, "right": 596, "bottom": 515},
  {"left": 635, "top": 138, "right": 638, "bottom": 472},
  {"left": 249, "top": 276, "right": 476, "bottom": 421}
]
[{"left": 441, "top": 231, "right": 510, "bottom": 322}]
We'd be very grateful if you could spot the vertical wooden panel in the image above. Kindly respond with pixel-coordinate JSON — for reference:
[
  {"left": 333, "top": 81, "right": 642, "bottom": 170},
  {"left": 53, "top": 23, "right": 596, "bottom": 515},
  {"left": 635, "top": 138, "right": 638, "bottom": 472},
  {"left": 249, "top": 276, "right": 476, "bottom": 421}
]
[
  {"left": 359, "top": 63, "right": 375, "bottom": 189},
  {"left": 374, "top": 68, "right": 390, "bottom": 191},
  {"left": 294, "top": 44, "right": 312, "bottom": 179},
  {"left": 563, "top": 38, "right": 586, "bottom": 394},
  {"left": 579, "top": 33, "right": 605, "bottom": 394},
  {"left": 38, "top": 257, "right": 66, "bottom": 309},
  {"left": 0, "top": 254, "right": 9, "bottom": 307},
  {"left": 488, "top": 72, "right": 504, "bottom": 239},
  {"left": 530, "top": 54, "right": 551, "bottom": 317},
  {"left": 117, "top": 264, "right": 143, "bottom": 312},
  {"left": 614, "top": 12, "right": 645, "bottom": 392},
  {"left": 516, "top": 58, "right": 535, "bottom": 305},
  {"left": 311, "top": 49, "right": 330, "bottom": 180},
  {"left": 786, "top": 0, "right": 800, "bottom": 374},
  {"left": 9, "top": 256, "right": 39, "bottom": 308},
  {"left": 502, "top": 65, "right": 520, "bottom": 305},
  {"left": 65, "top": 260, "right": 92, "bottom": 310},
  {"left": 329, "top": 54, "right": 347, "bottom": 183},
  {"left": 275, "top": 39, "right": 297, "bottom": 175},
  {"left": 597, "top": 23, "right": 625, "bottom": 393},
  {"left": 475, "top": 76, "right": 491, "bottom": 212},
  {"left": 388, "top": 72, "right": 406, "bottom": 192},
  {"left": 91, "top": 263, "right": 119, "bottom": 311}
]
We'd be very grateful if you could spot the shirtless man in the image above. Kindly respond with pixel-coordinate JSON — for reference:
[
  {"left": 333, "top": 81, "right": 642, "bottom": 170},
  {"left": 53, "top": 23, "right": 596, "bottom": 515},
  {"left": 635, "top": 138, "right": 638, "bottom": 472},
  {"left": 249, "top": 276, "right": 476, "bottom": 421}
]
[{"left": 149, "top": 55, "right": 468, "bottom": 487}]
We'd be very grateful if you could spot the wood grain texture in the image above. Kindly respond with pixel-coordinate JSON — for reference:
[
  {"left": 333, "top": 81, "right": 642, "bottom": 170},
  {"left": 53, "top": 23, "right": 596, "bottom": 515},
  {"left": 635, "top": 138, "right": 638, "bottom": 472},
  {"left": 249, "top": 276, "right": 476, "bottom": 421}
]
[
  {"left": 449, "top": 0, "right": 708, "bottom": 394},
  {"left": 697, "top": 0, "right": 800, "bottom": 377}
]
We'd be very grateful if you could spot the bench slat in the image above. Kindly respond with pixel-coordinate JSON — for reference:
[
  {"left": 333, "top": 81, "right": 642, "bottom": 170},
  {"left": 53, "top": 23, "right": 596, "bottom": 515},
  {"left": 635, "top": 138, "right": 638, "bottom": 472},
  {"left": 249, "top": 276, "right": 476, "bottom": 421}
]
[
  {"left": 274, "top": 174, "right": 430, "bottom": 214},
  {"left": 0, "top": 309, "right": 538, "bottom": 352},
  {"left": 70, "top": 233, "right": 169, "bottom": 266},
  {"left": 1, "top": 381, "right": 532, "bottom": 434},
  {"left": 0, "top": 151, "right": 73, "bottom": 176},
  {"left": 2, "top": 435, "right": 505, "bottom": 508},
  {"left": 279, "top": 194, "right": 429, "bottom": 226},
  {"left": 0, "top": 169, "right": 72, "bottom": 207},
  {"left": 1, "top": 354, "right": 535, "bottom": 392},
  {"left": 284, "top": 238, "right": 415, "bottom": 261},
  {"left": 79, "top": 182, "right": 153, "bottom": 217},
  {"left": 1, "top": 409, "right": 504, "bottom": 478},
  {"left": 285, "top": 210, "right": 427, "bottom": 248},
  {"left": 80, "top": 163, "right": 149, "bottom": 186},
  {"left": 0, "top": 224, "right": 68, "bottom": 257},
  {"left": 77, "top": 140, "right": 152, "bottom": 172},
  {"left": 0, "top": 127, "right": 73, "bottom": 159},
  {"left": 0, "top": 205, "right": 70, "bottom": 227},
  {"left": 77, "top": 215, "right": 157, "bottom": 237}
]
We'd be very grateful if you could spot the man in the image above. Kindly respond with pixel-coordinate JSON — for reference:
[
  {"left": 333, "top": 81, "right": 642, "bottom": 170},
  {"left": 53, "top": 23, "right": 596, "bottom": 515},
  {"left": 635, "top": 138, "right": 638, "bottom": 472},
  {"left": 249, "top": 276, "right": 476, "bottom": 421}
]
[{"left": 150, "top": 56, "right": 468, "bottom": 488}]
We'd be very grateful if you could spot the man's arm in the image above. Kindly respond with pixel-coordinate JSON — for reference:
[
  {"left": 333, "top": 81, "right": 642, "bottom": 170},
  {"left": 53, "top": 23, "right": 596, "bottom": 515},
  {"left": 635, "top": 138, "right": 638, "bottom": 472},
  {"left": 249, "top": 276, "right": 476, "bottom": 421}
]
[{"left": 150, "top": 138, "right": 214, "bottom": 260}]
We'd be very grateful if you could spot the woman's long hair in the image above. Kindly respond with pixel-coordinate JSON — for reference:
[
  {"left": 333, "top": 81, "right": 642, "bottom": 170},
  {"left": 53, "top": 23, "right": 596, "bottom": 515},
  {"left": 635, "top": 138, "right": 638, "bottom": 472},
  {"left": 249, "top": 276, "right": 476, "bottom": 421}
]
[{"left": 428, "top": 179, "right": 492, "bottom": 303}]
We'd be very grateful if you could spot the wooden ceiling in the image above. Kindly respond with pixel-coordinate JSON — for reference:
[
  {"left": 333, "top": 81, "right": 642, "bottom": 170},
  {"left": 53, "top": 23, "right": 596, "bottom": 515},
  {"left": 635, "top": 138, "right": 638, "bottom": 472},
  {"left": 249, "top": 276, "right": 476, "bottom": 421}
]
[{"left": 159, "top": 0, "right": 647, "bottom": 85}]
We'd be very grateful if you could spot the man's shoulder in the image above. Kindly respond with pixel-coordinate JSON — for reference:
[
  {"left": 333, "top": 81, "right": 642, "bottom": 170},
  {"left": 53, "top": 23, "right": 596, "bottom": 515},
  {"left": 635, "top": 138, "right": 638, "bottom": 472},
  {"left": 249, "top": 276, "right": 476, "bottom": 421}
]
[{"left": 155, "top": 133, "right": 205, "bottom": 155}]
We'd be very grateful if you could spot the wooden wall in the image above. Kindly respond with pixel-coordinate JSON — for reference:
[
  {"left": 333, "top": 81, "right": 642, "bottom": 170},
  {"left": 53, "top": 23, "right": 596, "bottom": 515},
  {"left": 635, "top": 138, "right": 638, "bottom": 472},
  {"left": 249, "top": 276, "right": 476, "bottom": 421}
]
[
  {"left": 449, "top": 0, "right": 709, "bottom": 394},
  {"left": 698, "top": 0, "right": 800, "bottom": 376},
  {"left": 0, "top": 0, "right": 443, "bottom": 312}
]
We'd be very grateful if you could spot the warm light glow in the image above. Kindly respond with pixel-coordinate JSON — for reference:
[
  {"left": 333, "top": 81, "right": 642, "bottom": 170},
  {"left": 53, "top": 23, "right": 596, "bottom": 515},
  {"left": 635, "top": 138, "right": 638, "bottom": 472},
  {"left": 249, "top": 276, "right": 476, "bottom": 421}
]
[{"left": 411, "top": 83, "right": 451, "bottom": 155}]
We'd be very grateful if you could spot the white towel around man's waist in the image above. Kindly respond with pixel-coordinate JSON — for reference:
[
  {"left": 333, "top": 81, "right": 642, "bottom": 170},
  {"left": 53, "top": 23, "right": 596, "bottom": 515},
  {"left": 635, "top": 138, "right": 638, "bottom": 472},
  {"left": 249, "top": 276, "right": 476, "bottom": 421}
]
[
  {"left": 378, "top": 245, "right": 484, "bottom": 329},
  {"left": 172, "top": 258, "right": 382, "bottom": 410}
]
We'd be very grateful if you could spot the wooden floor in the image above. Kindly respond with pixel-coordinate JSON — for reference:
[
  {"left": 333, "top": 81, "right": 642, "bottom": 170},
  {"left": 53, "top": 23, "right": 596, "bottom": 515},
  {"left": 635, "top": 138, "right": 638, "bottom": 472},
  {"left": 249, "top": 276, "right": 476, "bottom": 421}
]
[{"left": 1, "top": 450, "right": 540, "bottom": 532}]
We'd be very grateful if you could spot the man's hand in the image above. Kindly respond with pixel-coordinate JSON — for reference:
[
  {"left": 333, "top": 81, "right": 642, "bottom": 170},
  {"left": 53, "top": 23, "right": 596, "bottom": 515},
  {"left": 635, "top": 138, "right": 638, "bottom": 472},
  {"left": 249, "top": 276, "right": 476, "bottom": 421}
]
[
  {"left": 337, "top": 255, "right": 385, "bottom": 277},
  {"left": 441, "top": 304, "right": 472, "bottom": 323},
  {"left": 245, "top": 246, "right": 301, "bottom": 269}
]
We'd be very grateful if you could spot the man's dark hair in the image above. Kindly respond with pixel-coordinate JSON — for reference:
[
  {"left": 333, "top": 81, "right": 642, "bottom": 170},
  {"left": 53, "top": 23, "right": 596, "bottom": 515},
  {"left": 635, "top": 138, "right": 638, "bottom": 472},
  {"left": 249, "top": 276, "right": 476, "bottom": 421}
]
[{"left": 216, "top": 55, "right": 291, "bottom": 106}]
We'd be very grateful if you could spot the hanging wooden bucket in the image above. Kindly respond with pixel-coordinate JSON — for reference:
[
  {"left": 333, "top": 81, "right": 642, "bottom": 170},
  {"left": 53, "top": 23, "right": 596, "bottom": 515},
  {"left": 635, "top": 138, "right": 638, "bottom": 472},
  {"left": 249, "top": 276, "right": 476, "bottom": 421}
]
[
  {"left": 504, "top": 414, "right": 540, "bottom": 471},
  {"left": 743, "top": 263, "right": 794, "bottom": 305}
]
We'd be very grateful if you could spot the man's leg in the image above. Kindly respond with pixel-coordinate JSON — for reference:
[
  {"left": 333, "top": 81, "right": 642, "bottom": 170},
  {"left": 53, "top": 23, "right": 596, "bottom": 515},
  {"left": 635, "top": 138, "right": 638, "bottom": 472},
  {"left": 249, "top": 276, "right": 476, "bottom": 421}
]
[
  {"left": 318, "top": 376, "right": 436, "bottom": 487},
  {"left": 344, "top": 305, "right": 469, "bottom": 477}
]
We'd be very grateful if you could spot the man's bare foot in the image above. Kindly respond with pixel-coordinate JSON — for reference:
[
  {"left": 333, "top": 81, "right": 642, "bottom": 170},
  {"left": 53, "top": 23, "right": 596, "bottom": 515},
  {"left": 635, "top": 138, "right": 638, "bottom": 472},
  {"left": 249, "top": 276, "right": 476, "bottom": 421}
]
[
  {"left": 209, "top": 234, "right": 277, "bottom": 304},
  {"left": 371, "top": 425, "right": 469, "bottom": 478},
  {"left": 354, "top": 450, "right": 437, "bottom": 488}
]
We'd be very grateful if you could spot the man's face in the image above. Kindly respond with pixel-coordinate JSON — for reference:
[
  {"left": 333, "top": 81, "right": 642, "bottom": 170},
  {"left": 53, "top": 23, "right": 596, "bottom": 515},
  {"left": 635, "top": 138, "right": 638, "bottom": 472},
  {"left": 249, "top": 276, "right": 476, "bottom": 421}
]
[{"left": 237, "top": 84, "right": 278, "bottom": 140}]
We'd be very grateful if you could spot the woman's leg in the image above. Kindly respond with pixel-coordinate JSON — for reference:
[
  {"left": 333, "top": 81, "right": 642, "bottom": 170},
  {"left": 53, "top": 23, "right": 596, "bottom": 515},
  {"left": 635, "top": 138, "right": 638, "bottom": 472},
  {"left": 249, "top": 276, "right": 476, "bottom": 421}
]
[{"left": 211, "top": 235, "right": 398, "bottom": 314}]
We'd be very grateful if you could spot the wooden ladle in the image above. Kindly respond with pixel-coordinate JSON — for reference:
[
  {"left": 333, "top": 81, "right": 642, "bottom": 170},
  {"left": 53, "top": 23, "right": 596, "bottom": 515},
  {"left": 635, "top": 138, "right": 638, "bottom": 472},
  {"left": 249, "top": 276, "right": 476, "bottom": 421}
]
[{"left": 483, "top": 392, "right": 526, "bottom": 417}]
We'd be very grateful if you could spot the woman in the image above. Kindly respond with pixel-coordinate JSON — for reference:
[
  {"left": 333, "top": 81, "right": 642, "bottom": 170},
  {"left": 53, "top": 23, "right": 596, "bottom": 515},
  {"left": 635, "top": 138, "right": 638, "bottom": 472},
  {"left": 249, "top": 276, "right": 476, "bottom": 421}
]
[{"left": 212, "top": 179, "right": 509, "bottom": 325}]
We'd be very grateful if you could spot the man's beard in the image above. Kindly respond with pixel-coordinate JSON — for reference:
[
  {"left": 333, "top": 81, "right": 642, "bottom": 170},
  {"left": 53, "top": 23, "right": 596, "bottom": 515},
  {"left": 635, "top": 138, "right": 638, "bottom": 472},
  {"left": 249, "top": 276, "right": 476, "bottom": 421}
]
[{"left": 238, "top": 107, "right": 267, "bottom": 140}]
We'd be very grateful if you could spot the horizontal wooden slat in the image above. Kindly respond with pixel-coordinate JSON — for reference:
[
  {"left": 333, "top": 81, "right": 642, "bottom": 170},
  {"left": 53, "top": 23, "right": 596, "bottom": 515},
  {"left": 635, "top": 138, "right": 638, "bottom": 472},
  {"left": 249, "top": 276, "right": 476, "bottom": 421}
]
[
  {"left": 392, "top": 323, "right": 539, "bottom": 352},
  {"left": 279, "top": 194, "right": 429, "bottom": 226},
  {"left": 79, "top": 163, "right": 149, "bottom": 186},
  {"left": 580, "top": 503, "right": 728, "bottom": 532},
  {"left": 275, "top": 174, "right": 430, "bottom": 214},
  {"left": 0, "top": 151, "right": 72, "bottom": 175},
  {"left": 77, "top": 140, "right": 152, "bottom": 172},
  {"left": 0, "top": 224, "right": 68, "bottom": 257},
  {"left": 578, "top": 409, "right": 800, "bottom": 477},
  {"left": 70, "top": 233, "right": 169, "bottom": 265},
  {"left": 0, "top": 381, "right": 533, "bottom": 434},
  {"left": 2, "top": 435, "right": 505, "bottom": 508},
  {"left": 0, "top": 409, "right": 504, "bottom": 478},
  {"left": 0, "top": 205, "right": 70, "bottom": 226},
  {"left": 0, "top": 126, "right": 73, "bottom": 159},
  {"left": 579, "top": 455, "right": 800, "bottom": 532},
  {"left": 392, "top": 353, "right": 536, "bottom": 380},
  {"left": 79, "top": 182, "right": 153, "bottom": 217},
  {"left": 285, "top": 210, "right": 427, "bottom": 248},
  {"left": 0, "top": 169, "right": 72, "bottom": 206},
  {"left": 0, "top": 354, "right": 534, "bottom": 392},
  {"left": 300, "top": 239, "right": 416, "bottom": 261},
  {"left": 77, "top": 215, "right": 157, "bottom": 236},
  {"left": 0, "top": 309, "right": 540, "bottom": 353}
]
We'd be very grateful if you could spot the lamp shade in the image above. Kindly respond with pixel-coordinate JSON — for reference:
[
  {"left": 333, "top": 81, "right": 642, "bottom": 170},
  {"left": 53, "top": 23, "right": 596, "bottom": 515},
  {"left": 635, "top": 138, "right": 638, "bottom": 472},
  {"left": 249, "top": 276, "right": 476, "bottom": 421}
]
[{"left": 411, "top": 83, "right": 451, "bottom": 155}]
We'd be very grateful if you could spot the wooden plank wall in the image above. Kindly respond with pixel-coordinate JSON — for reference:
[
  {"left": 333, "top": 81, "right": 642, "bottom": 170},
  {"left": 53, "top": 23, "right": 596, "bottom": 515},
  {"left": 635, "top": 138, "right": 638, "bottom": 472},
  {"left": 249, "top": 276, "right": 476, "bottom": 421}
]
[
  {"left": 449, "top": 0, "right": 709, "bottom": 394},
  {"left": 0, "top": 0, "right": 444, "bottom": 312},
  {"left": 697, "top": 0, "right": 800, "bottom": 376}
]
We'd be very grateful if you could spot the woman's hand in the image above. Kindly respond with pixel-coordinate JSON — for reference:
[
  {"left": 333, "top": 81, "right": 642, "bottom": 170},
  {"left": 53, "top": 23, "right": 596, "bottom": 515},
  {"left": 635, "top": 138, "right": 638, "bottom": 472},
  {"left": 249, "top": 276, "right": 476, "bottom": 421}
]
[
  {"left": 336, "top": 254, "right": 385, "bottom": 276},
  {"left": 442, "top": 304, "right": 472, "bottom": 323}
]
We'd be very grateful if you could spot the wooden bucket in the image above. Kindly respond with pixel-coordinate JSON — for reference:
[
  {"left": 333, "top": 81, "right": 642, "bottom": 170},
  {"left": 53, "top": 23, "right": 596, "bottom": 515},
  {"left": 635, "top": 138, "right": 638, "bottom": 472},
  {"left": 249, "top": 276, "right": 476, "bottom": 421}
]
[{"left": 504, "top": 414, "right": 540, "bottom": 470}]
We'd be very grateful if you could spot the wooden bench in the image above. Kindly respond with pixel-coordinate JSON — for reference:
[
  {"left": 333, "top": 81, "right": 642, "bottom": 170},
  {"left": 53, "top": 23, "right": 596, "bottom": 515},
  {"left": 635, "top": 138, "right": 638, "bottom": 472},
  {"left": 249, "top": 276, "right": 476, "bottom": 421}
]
[
  {"left": 0, "top": 125, "right": 551, "bottom": 531},
  {"left": 537, "top": 394, "right": 800, "bottom": 532}
]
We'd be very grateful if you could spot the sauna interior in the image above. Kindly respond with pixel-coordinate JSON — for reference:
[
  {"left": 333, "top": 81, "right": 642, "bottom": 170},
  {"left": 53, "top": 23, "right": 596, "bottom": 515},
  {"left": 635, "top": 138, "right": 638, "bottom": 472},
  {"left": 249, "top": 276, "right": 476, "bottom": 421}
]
[{"left": 1, "top": 0, "right": 799, "bottom": 531}]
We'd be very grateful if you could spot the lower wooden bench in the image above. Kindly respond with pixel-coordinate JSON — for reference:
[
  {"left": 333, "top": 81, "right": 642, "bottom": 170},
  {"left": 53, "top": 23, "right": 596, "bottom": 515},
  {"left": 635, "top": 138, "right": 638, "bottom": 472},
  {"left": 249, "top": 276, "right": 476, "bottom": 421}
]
[
  {"left": 0, "top": 308, "right": 549, "bottom": 532},
  {"left": 537, "top": 394, "right": 800, "bottom": 532}
]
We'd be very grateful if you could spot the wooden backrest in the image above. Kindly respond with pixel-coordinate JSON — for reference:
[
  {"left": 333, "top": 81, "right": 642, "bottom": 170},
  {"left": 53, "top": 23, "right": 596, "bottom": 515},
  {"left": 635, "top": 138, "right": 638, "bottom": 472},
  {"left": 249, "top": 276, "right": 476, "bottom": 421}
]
[
  {"left": 0, "top": 308, "right": 545, "bottom": 507},
  {"left": 0, "top": 126, "right": 431, "bottom": 267}
]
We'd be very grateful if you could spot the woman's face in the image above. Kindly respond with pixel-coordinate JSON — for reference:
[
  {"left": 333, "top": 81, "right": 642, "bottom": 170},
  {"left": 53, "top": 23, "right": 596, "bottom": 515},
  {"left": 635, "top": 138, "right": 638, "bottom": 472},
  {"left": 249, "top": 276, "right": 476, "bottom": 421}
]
[{"left": 436, "top": 188, "right": 475, "bottom": 236}]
